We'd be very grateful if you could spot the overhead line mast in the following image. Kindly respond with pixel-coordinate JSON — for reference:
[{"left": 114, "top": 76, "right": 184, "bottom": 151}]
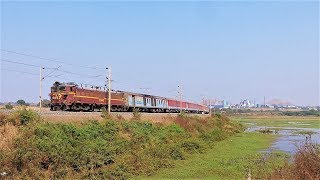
[
  {"left": 178, "top": 84, "right": 182, "bottom": 114},
  {"left": 106, "top": 67, "right": 112, "bottom": 113},
  {"left": 39, "top": 66, "right": 44, "bottom": 115}
]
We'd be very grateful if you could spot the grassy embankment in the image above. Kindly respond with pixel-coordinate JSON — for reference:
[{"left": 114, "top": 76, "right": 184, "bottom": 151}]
[{"left": 0, "top": 108, "right": 244, "bottom": 179}]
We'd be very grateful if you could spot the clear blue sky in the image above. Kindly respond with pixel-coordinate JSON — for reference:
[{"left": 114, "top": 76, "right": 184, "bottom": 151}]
[{"left": 1, "top": 1, "right": 319, "bottom": 106}]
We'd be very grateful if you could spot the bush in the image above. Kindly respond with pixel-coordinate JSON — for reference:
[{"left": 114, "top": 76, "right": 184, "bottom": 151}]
[
  {"left": 181, "top": 139, "right": 205, "bottom": 153},
  {"left": 116, "top": 114, "right": 125, "bottom": 121},
  {"left": 0, "top": 112, "right": 7, "bottom": 126},
  {"left": 170, "top": 147, "right": 185, "bottom": 160},
  {"left": 132, "top": 108, "right": 141, "bottom": 120},
  {"left": 101, "top": 107, "right": 112, "bottom": 119},
  {"left": 5, "top": 103, "right": 13, "bottom": 110},
  {"left": 201, "top": 129, "right": 226, "bottom": 143},
  {"left": 5, "top": 108, "right": 39, "bottom": 126},
  {"left": 270, "top": 141, "right": 320, "bottom": 179}
]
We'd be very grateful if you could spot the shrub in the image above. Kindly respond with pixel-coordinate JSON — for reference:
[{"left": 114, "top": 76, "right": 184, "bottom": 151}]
[
  {"left": 170, "top": 147, "right": 185, "bottom": 160},
  {"left": 116, "top": 114, "right": 125, "bottom": 121},
  {"left": 101, "top": 107, "right": 112, "bottom": 119},
  {"left": 0, "top": 112, "right": 7, "bottom": 126},
  {"left": 6, "top": 108, "right": 39, "bottom": 126},
  {"left": 270, "top": 141, "right": 320, "bottom": 179},
  {"left": 132, "top": 108, "right": 141, "bottom": 121},
  {"left": 181, "top": 139, "right": 205, "bottom": 153},
  {"left": 201, "top": 129, "right": 226, "bottom": 143},
  {"left": 5, "top": 103, "right": 13, "bottom": 110}
]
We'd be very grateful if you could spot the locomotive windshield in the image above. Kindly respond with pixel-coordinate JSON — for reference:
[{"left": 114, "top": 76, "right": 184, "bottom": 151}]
[
  {"left": 51, "top": 87, "right": 57, "bottom": 92},
  {"left": 51, "top": 85, "right": 66, "bottom": 92},
  {"left": 59, "top": 86, "right": 66, "bottom": 91}
]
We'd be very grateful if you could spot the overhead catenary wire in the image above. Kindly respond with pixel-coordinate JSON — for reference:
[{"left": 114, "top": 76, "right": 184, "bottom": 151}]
[
  {"left": 1, "top": 68, "right": 67, "bottom": 79},
  {"left": 56, "top": 69, "right": 104, "bottom": 79},
  {"left": 1, "top": 58, "right": 104, "bottom": 79},
  {"left": 1, "top": 49, "right": 105, "bottom": 70},
  {"left": 1, "top": 68, "right": 39, "bottom": 76},
  {"left": 1, "top": 59, "right": 41, "bottom": 68},
  {"left": 42, "top": 65, "right": 61, "bottom": 79}
]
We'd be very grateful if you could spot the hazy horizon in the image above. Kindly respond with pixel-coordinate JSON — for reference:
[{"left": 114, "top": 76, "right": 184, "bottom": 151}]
[{"left": 1, "top": 1, "right": 319, "bottom": 106}]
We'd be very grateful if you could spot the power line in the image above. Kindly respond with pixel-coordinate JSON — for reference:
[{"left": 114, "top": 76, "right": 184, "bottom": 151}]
[
  {"left": 1, "top": 59, "right": 40, "bottom": 68},
  {"left": 1, "top": 49, "right": 105, "bottom": 70},
  {"left": 1, "top": 68, "right": 38, "bottom": 76},
  {"left": 1, "top": 68, "right": 65, "bottom": 78},
  {"left": 1, "top": 59, "right": 104, "bottom": 79},
  {"left": 0, "top": 69, "right": 106, "bottom": 90},
  {"left": 56, "top": 69, "right": 104, "bottom": 79},
  {"left": 1, "top": 59, "right": 57, "bottom": 69},
  {"left": 43, "top": 65, "right": 61, "bottom": 79}
]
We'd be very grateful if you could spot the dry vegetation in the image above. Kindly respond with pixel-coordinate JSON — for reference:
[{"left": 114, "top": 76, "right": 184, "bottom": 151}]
[
  {"left": 0, "top": 124, "right": 18, "bottom": 152},
  {"left": 0, "top": 112, "right": 19, "bottom": 153},
  {"left": 271, "top": 141, "right": 320, "bottom": 180}
]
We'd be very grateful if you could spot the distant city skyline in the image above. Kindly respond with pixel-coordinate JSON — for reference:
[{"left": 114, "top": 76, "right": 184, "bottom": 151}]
[{"left": 1, "top": 1, "right": 319, "bottom": 106}]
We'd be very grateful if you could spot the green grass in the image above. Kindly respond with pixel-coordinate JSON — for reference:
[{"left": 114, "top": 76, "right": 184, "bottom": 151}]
[
  {"left": 232, "top": 116, "right": 320, "bottom": 128},
  {"left": 149, "top": 132, "right": 287, "bottom": 180}
]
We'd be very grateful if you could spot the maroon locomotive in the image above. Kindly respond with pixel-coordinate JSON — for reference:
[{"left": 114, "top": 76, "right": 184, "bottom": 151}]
[{"left": 50, "top": 81, "right": 209, "bottom": 113}]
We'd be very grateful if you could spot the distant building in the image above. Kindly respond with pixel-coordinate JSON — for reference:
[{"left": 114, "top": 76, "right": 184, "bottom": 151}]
[
  {"left": 211, "top": 100, "right": 230, "bottom": 109},
  {"left": 239, "top": 99, "right": 255, "bottom": 108}
]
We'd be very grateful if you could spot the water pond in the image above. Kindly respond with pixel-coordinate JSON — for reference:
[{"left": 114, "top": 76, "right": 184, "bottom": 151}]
[{"left": 246, "top": 124, "right": 320, "bottom": 156}]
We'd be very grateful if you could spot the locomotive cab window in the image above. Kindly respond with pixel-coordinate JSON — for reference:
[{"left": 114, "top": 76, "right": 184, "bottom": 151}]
[
  {"left": 59, "top": 86, "right": 66, "bottom": 91},
  {"left": 51, "top": 87, "right": 57, "bottom": 92}
]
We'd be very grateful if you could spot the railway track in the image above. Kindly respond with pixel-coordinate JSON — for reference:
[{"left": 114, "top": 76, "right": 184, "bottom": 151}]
[{"left": 1, "top": 108, "right": 208, "bottom": 124}]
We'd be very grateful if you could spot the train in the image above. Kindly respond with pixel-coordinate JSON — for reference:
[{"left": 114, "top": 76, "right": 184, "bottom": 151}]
[{"left": 49, "top": 81, "right": 209, "bottom": 114}]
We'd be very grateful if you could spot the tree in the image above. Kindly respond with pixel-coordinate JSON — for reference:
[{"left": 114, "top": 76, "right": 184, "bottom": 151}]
[{"left": 16, "top": 99, "right": 26, "bottom": 106}]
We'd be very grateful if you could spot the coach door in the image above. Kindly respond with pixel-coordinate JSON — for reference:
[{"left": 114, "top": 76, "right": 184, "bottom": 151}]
[{"left": 152, "top": 98, "right": 156, "bottom": 107}]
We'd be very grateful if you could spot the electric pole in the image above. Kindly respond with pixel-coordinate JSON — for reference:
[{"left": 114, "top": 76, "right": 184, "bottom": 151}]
[
  {"left": 39, "top": 66, "right": 44, "bottom": 115},
  {"left": 107, "top": 67, "right": 112, "bottom": 114},
  {"left": 178, "top": 84, "right": 182, "bottom": 113},
  {"left": 209, "top": 99, "right": 211, "bottom": 115}
]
